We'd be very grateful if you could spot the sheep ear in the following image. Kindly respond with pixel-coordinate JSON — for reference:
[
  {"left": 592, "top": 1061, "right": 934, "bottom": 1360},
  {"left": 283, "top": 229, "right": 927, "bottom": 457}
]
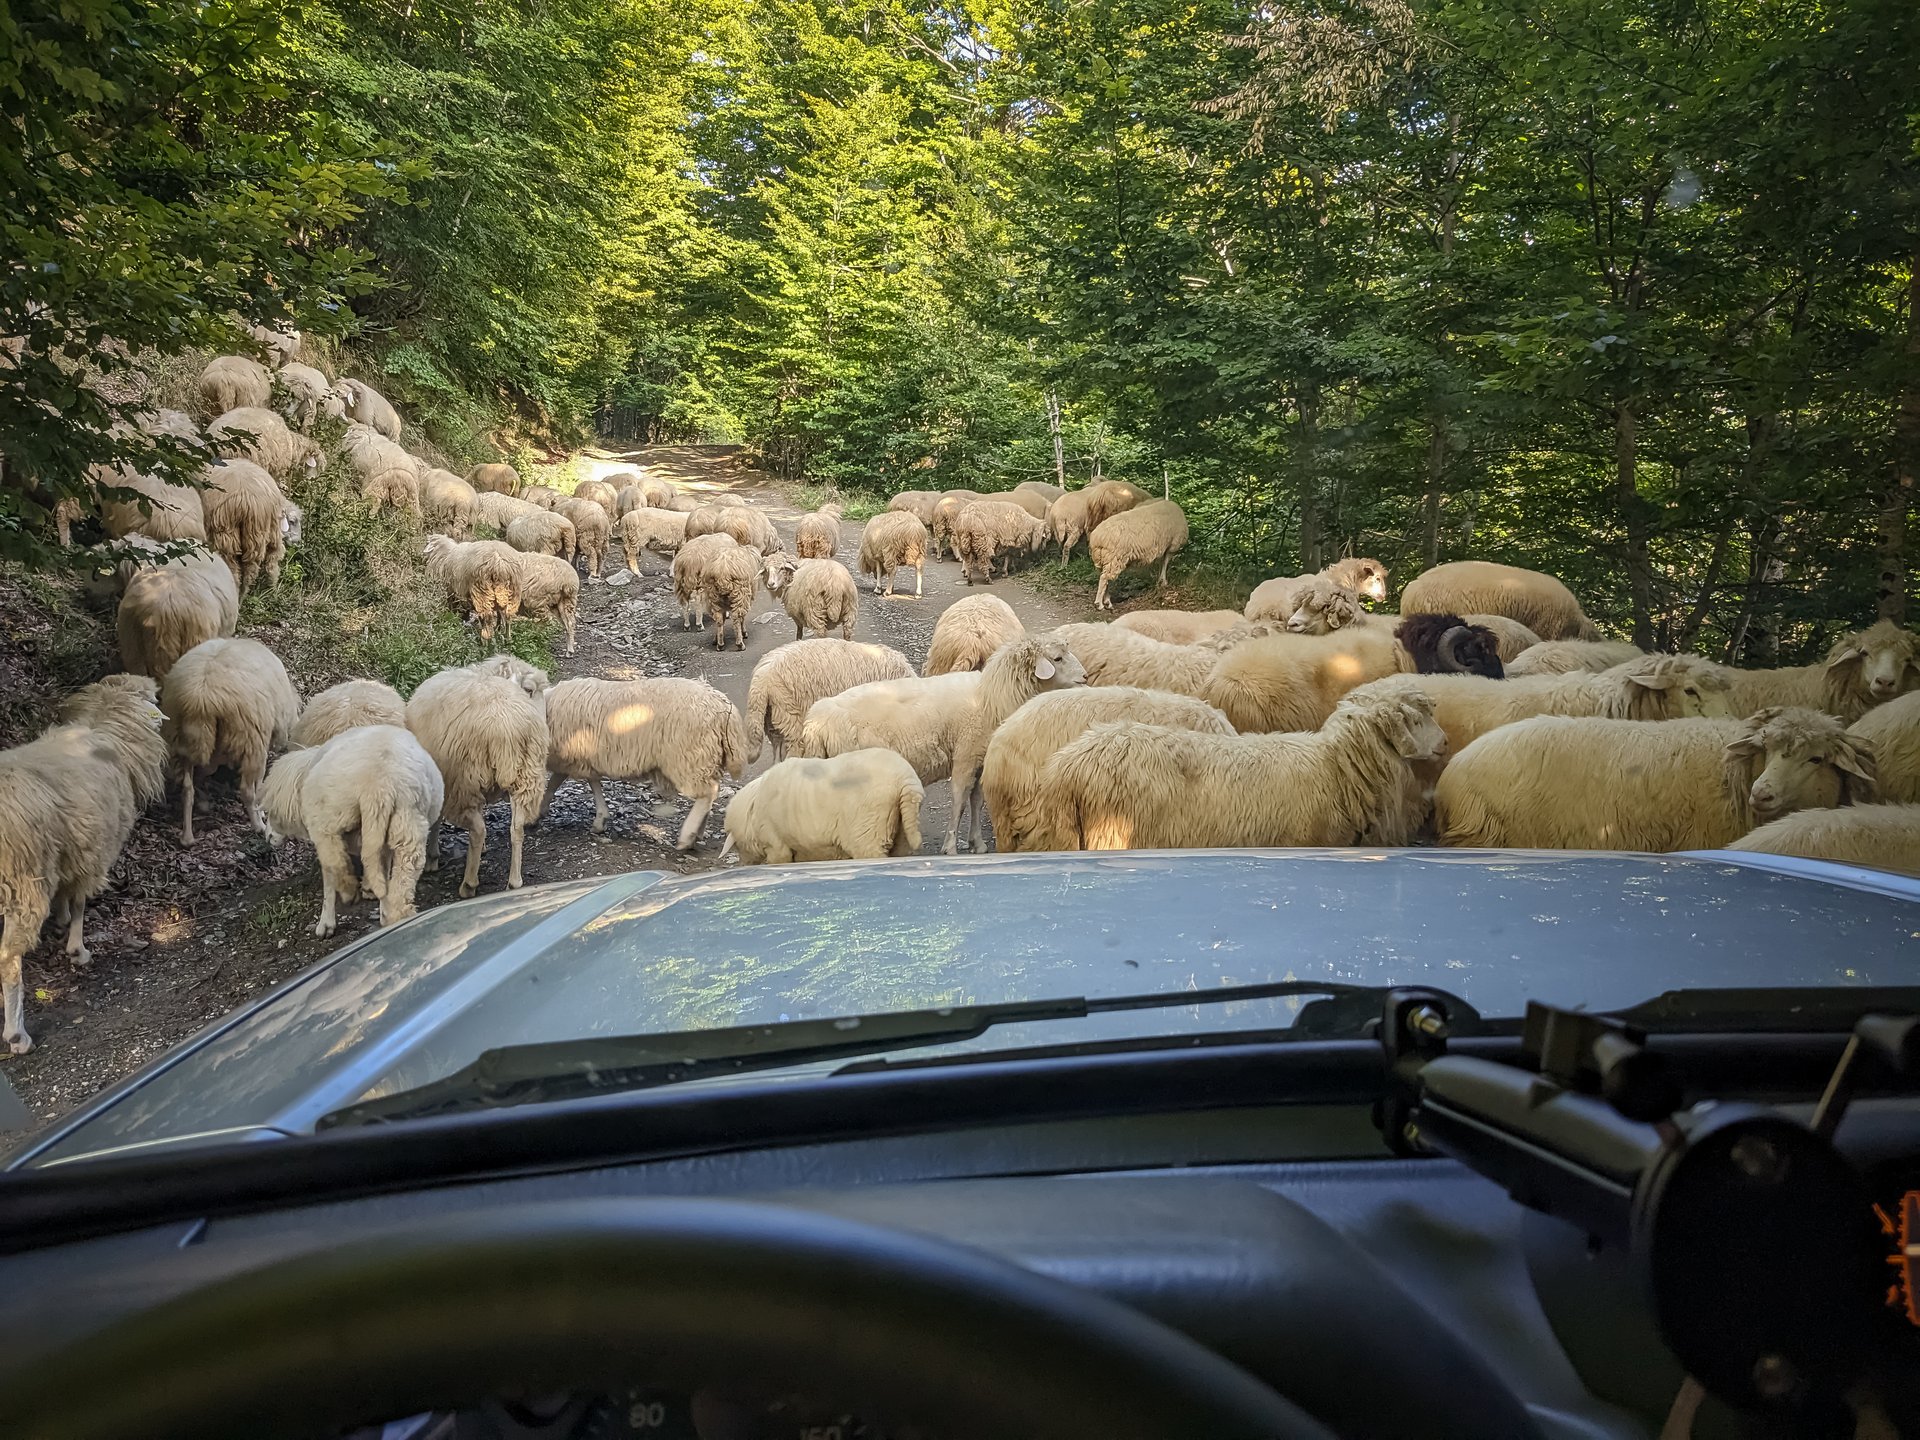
[
  {"left": 1836, "top": 738, "right": 1877, "bottom": 792},
  {"left": 1627, "top": 667, "right": 1674, "bottom": 691},
  {"left": 1033, "top": 654, "right": 1056, "bottom": 680}
]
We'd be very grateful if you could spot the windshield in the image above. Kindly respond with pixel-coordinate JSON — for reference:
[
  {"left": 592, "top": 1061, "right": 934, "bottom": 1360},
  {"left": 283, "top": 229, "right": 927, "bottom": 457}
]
[{"left": 5, "top": 0, "right": 1919, "bottom": 1167}]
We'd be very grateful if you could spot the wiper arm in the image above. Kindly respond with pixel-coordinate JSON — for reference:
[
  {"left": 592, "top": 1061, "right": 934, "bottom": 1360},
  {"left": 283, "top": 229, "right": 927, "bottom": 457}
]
[{"left": 318, "top": 978, "right": 1460, "bottom": 1129}]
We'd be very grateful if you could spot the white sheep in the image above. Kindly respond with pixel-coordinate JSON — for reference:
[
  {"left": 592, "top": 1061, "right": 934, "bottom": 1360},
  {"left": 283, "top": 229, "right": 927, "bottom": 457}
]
[
  {"left": 1400, "top": 560, "right": 1598, "bottom": 641},
  {"left": 721, "top": 749, "right": 925, "bottom": 863},
  {"left": 1012, "top": 480, "right": 1063, "bottom": 507},
  {"left": 1088, "top": 499, "right": 1188, "bottom": 609},
  {"left": 96, "top": 463, "right": 207, "bottom": 543},
  {"left": 1081, "top": 478, "right": 1151, "bottom": 532},
  {"left": 261, "top": 724, "right": 445, "bottom": 935},
  {"left": 544, "top": 676, "right": 747, "bottom": 849},
  {"left": 274, "top": 362, "right": 332, "bottom": 431},
  {"left": 1198, "top": 626, "right": 1405, "bottom": 732},
  {"left": 942, "top": 632, "right": 1088, "bottom": 853},
  {"left": 161, "top": 636, "right": 302, "bottom": 843},
  {"left": 699, "top": 543, "right": 764, "bottom": 650},
  {"left": 1726, "top": 805, "right": 1920, "bottom": 877},
  {"left": 470, "top": 489, "right": 545, "bottom": 533},
  {"left": 1716, "top": 620, "right": 1920, "bottom": 723},
  {"left": 744, "top": 638, "right": 917, "bottom": 763},
  {"left": 338, "top": 378, "right": 402, "bottom": 441},
  {"left": 504, "top": 509, "right": 578, "bottom": 562},
  {"left": 981, "top": 686, "right": 1236, "bottom": 853},
  {"left": 420, "top": 468, "right": 478, "bottom": 538},
  {"left": 996, "top": 487, "right": 1053, "bottom": 520},
  {"left": 857, "top": 510, "right": 929, "bottom": 596},
  {"left": 1851, "top": 691, "right": 1919, "bottom": 803},
  {"left": 617, "top": 475, "right": 676, "bottom": 512},
  {"left": 618, "top": 507, "right": 690, "bottom": 571},
  {"left": 886, "top": 490, "right": 942, "bottom": 527},
  {"left": 672, "top": 533, "right": 742, "bottom": 629},
  {"left": 685, "top": 502, "right": 781, "bottom": 553},
  {"left": 513, "top": 550, "right": 581, "bottom": 656},
  {"left": 1027, "top": 688, "right": 1447, "bottom": 851},
  {"left": 467, "top": 653, "right": 551, "bottom": 698},
  {"left": 197, "top": 355, "right": 272, "bottom": 417},
  {"left": 201, "top": 458, "right": 294, "bottom": 594},
  {"left": 1112, "top": 609, "right": 1245, "bottom": 645},
  {"left": 248, "top": 324, "right": 302, "bottom": 368},
  {"left": 798, "top": 672, "right": 982, "bottom": 796},
  {"left": 573, "top": 478, "right": 621, "bottom": 520},
  {"left": 207, "top": 405, "right": 322, "bottom": 481},
  {"left": 1435, "top": 707, "right": 1877, "bottom": 851},
  {"left": 926, "top": 594, "right": 1023, "bottom": 675},
  {"left": 952, "top": 501, "right": 1049, "bottom": 583},
  {"left": 116, "top": 541, "right": 240, "bottom": 681},
  {"left": 0, "top": 676, "right": 168, "bottom": 1053},
  {"left": 763, "top": 555, "right": 860, "bottom": 640},
  {"left": 1244, "top": 575, "right": 1364, "bottom": 634},
  {"left": 522, "top": 484, "right": 563, "bottom": 510},
  {"left": 338, "top": 423, "right": 422, "bottom": 519},
  {"left": 1046, "top": 489, "right": 1097, "bottom": 563},
  {"left": 406, "top": 664, "right": 549, "bottom": 895},
  {"left": 555, "top": 495, "right": 611, "bottom": 578},
  {"left": 423, "top": 535, "right": 522, "bottom": 643},
  {"left": 468, "top": 462, "right": 521, "bottom": 495},
  {"left": 930, "top": 489, "right": 987, "bottom": 559},
  {"left": 1053, "top": 620, "right": 1269, "bottom": 698},
  {"left": 1505, "top": 639, "right": 1645, "bottom": 676},
  {"left": 794, "top": 503, "right": 842, "bottom": 559},
  {"left": 291, "top": 679, "right": 407, "bottom": 749}
]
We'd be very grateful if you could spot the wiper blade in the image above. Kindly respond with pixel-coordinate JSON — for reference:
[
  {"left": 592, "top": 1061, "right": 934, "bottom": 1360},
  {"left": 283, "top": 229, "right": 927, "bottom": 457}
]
[{"left": 318, "top": 979, "right": 1467, "bottom": 1129}]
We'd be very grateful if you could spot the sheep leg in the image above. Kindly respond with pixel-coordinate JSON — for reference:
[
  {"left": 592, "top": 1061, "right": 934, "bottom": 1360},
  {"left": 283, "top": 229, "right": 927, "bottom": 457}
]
[
  {"left": 425, "top": 822, "right": 441, "bottom": 873},
  {"left": 179, "top": 766, "right": 198, "bottom": 846},
  {"left": 676, "top": 783, "right": 717, "bottom": 851},
  {"left": 459, "top": 807, "right": 489, "bottom": 898},
  {"left": 2, "top": 890, "right": 49, "bottom": 1054},
  {"left": 1094, "top": 569, "right": 1113, "bottom": 610},
  {"left": 506, "top": 796, "right": 529, "bottom": 890},
  {"left": 795, "top": 620, "right": 805, "bottom": 642},
  {"left": 913, "top": 562, "right": 923, "bottom": 597},
  {"left": 564, "top": 607, "right": 577, "bottom": 657},
  {"left": 589, "top": 778, "right": 608, "bottom": 835},
  {"left": 238, "top": 752, "right": 270, "bottom": 835},
  {"left": 383, "top": 819, "right": 429, "bottom": 926},
  {"left": 311, "top": 831, "right": 355, "bottom": 937},
  {"left": 60, "top": 890, "right": 91, "bottom": 970},
  {"left": 1156, "top": 553, "right": 1171, "bottom": 589}
]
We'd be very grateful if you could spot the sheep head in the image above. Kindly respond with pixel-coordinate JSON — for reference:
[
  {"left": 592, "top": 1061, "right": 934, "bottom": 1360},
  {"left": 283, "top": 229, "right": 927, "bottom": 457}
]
[
  {"left": 1286, "top": 578, "right": 1363, "bottom": 634},
  {"left": 1395, "top": 613, "right": 1502, "bottom": 677},
  {"left": 1825, "top": 619, "right": 1920, "bottom": 710},
  {"left": 1326, "top": 556, "right": 1389, "bottom": 604},
  {"left": 1008, "top": 632, "right": 1088, "bottom": 691},
  {"left": 1382, "top": 690, "right": 1448, "bottom": 762},
  {"left": 1619, "top": 654, "right": 1733, "bottom": 719},
  {"left": 1723, "top": 706, "right": 1877, "bottom": 826},
  {"left": 761, "top": 551, "right": 800, "bottom": 592},
  {"left": 467, "top": 653, "right": 550, "bottom": 697}
]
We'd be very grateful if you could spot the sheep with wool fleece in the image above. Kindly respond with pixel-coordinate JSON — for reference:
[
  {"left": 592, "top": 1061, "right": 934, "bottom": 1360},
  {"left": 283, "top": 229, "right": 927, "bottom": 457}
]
[
  {"left": 942, "top": 632, "right": 1088, "bottom": 853},
  {"left": 982, "top": 686, "right": 1236, "bottom": 853},
  {"left": 1505, "top": 639, "right": 1645, "bottom": 676},
  {"left": 573, "top": 478, "right": 620, "bottom": 520},
  {"left": 115, "top": 541, "right": 240, "bottom": 682},
  {"left": 555, "top": 495, "right": 611, "bottom": 578},
  {"left": 340, "top": 423, "right": 422, "bottom": 520},
  {"left": 1081, "top": 479, "right": 1151, "bottom": 533},
  {"left": 468, "top": 653, "right": 551, "bottom": 697},
  {"left": 197, "top": 354, "right": 272, "bottom": 417},
  {"left": 200, "top": 458, "right": 294, "bottom": 594},
  {"left": 1046, "top": 490, "right": 1096, "bottom": 564},
  {"left": 930, "top": 490, "right": 987, "bottom": 559},
  {"left": 1715, "top": 619, "right": 1920, "bottom": 723},
  {"left": 423, "top": 535, "right": 522, "bottom": 643},
  {"left": 697, "top": 541, "right": 765, "bottom": 651},
  {"left": 1435, "top": 707, "right": 1876, "bottom": 851},
  {"left": 1726, "top": 804, "right": 1920, "bottom": 877},
  {"left": 744, "top": 638, "right": 917, "bottom": 763},
  {"left": 618, "top": 506, "right": 690, "bottom": 571},
  {"left": 763, "top": 554, "right": 860, "bottom": 640},
  {"left": 273, "top": 362, "right": 332, "bottom": 431},
  {"left": 952, "top": 501, "right": 1049, "bottom": 584},
  {"left": 797, "top": 671, "right": 983, "bottom": 791},
  {"left": 95, "top": 463, "right": 207, "bottom": 543},
  {"left": 1112, "top": 609, "right": 1244, "bottom": 645},
  {"left": 543, "top": 676, "right": 747, "bottom": 850},
  {"left": 337, "top": 378, "right": 402, "bottom": 441},
  {"left": 1400, "top": 560, "right": 1598, "bottom": 642},
  {"left": 161, "top": 636, "right": 302, "bottom": 844},
  {"left": 521, "top": 484, "right": 563, "bottom": 510},
  {"left": 207, "top": 405, "right": 322, "bottom": 481},
  {"left": 248, "top": 323, "right": 302, "bottom": 368},
  {"left": 857, "top": 510, "right": 929, "bottom": 597},
  {"left": 685, "top": 502, "right": 781, "bottom": 554},
  {"left": 504, "top": 509, "right": 578, "bottom": 563},
  {"left": 1053, "top": 620, "right": 1270, "bottom": 698},
  {"left": 926, "top": 594, "right": 1023, "bottom": 675},
  {"left": 722, "top": 749, "right": 925, "bottom": 863},
  {"left": 470, "top": 489, "right": 545, "bottom": 533},
  {"left": 1391, "top": 614, "right": 1505, "bottom": 679},
  {"left": 261, "top": 724, "right": 444, "bottom": 936},
  {"left": 1088, "top": 499, "right": 1188, "bottom": 610},
  {"left": 617, "top": 475, "right": 676, "bottom": 513},
  {"left": 513, "top": 550, "right": 581, "bottom": 656},
  {"left": 996, "top": 487, "right": 1052, "bottom": 520},
  {"left": 1350, "top": 651, "right": 1732, "bottom": 758},
  {"left": 1199, "top": 625, "right": 1405, "bottom": 733},
  {"left": 1013, "top": 480, "right": 1063, "bottom": 505},
  {"left": 406, "top": 664, "right": 548, "bottom": 896},
  {"left": 795, "top": 503, "right": 843, "bottom": 559},
  {"left": 1851, "top": 692, "right": 1920, "bottom": 803},
  {"left": 1026, "top": 688, "right": 1448, "bottom": 853},
  {"left": 291, "top": 679, "right": 407, "bottom": 749},
  {"left": 468, "top": 462, "right": 520, "bottom": 495},
  {"left": 420, "top": 468, "right": 478, "bottom": 538},
  {"left": 672, "top": 533, "right": 743, "bottom": 629},
  {"left": 1246, "top": 575, "right": 1364, "bottom": 634},
  {"left": 0, "top": 676, "right": 168, "bottom": 1054},
  {"left": 886, "top": 490, "right": 942, "bottom": 527}
]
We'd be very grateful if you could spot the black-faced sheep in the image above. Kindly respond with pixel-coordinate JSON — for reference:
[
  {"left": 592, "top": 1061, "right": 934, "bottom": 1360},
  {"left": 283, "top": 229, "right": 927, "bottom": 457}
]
[
  {"left": 1726, "top": 804, "right": 1920, "bottom": 877},
  {"left": 943, "top": 632, "right": 1088, "bottom": 853},
  {"left": 116, "top": 542, "right": 241, "bottom": 682},
  {"left": 468, "top": 462, "right": 521, "bottom": 495},
  {"left": 161, "top": 636, "right": 302, "bottom": 844},
  {"left": 207, "top": 405, "right": 322, "bottom": 482},
  {"left": 857, "top": 511, "right": 929, "bottom": 597},
  {"left": 1393, "top": 614, "right": 1505, "bottom": 679},
  {"left": 201, "top": 458, "right": 294, "bottom": 594},
  {"left": 1112, "top": 609, "right": 1245, "bottom": 645},
  {"left": 926, "top": 594, "right": 1023, "bottom": 675},
  {"left": 1716, "top": 620, "right": 1920, "bottom": 723},
  {"left": 721, "top": 750, "right": 924, "bottom": 863},
  {"left": 291, "top": 679, "right": 408, "bottom": 749},
  {"left": 744, "top": 638, "right": 917, "bottom": 764},
  {"left": 764, "top": 555, "right": 859, "bottom": 640},
  {"left": 1851, "top": 691, "right": 1919, "bottom": 803},
  {"left": 1088, "top": 499, "right": 1188, "bottom": 610},
  {"left": 338, "top": 379, "right": 402, "bottom": 441},
  {"left": 197, "top": 355, "right": 272, "bottom": 417},
  {"left": 795, "top": 504, "right": 842, "bottom": 559},
  {"left": 1504, "top": 639, "right": 1644, "bottom": 676},
  {"left": 618, "top": 507, "right": 690, "bottom": 572},
  {"left": 543, "top": 676, "right": 747, "bottom": 850},
  {"left": 1400, "top": 560, "right": 1599, "bottom": 642},
  {"left": 424, "top": 535, "right": 522, "bottom": 644},
  {"left": 405, "top": 663, "right": 549, "bottom": 895}
]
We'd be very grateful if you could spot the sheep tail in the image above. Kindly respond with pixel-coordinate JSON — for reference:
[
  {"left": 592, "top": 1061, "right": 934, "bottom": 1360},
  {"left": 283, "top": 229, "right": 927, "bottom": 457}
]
[
  {"left": 360, "top": 787, "right": 400, "bottom": 894},
  {"left": 720, "top": 704, "right": 749, "bottom": 779},
  {"left": 895, "top": 782, "right": 922, "bottom": 856},
  {"left": 742, "top": 676, "right": 770, "bottom": 764}
]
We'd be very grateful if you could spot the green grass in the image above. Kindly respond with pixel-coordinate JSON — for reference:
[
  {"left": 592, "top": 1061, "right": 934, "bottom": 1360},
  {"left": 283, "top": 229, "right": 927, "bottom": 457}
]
[
  {"left": 1023, "top": 554, "right": 1250, "bottom": 613},
  {"left": 786, "top": 482, "right": 887, "bottom": 522}
]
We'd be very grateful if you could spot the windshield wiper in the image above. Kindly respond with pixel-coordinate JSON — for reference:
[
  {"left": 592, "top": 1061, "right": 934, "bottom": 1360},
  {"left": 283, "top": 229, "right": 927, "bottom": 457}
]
[{"left": 318, "top": 979, "right": 1477, "bottom": 1129}]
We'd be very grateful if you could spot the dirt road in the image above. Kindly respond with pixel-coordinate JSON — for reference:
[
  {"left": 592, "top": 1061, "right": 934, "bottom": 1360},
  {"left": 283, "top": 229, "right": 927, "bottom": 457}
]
[{"left": 3, "top": 445, "right": 1099, "bottom": 1132}]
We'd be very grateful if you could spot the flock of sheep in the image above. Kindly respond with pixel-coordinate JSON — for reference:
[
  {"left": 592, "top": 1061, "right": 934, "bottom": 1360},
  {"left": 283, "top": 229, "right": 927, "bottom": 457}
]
[{"left": 5, "top": 328, "right": 1920, "bottom": 1062}]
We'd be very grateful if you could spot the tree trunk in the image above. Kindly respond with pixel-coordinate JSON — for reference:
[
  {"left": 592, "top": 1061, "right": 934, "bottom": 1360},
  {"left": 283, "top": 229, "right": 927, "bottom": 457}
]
[
  {"left": 1046, "top": 391, "right": 1066, "bottom": 490},
  {"left": 1297, "top": 386, "right": 1323, "bottom": 571},
  {"left": 1614, "top": 401, "right": 1655, "bottom": 647},
  {"left": 1881, "top": 261, "right": 1919, "bottom": 623},
  {"left": 1421, "top": 418, "right": 1444, "bottom": 569}
]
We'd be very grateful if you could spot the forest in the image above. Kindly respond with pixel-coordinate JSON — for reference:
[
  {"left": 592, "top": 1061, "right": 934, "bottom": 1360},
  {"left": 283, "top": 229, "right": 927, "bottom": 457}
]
[{"left": 6, "top": 0, "right": 1917, "bottom": 659}]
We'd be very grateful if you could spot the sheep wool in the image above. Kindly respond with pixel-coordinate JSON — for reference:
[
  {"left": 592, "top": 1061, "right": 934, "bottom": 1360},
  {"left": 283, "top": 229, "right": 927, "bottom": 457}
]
[
  {"left": 721, "top": 749, "right": 925, "bottom": 864},
  {"left": 504, "top": 509, "right": 578, "bottom": 563},
  {"left": 1850, "top": 691, "right": 1920, "bottom": 803},
  {"left": 97, "top": 463, "right": 207, "bottom": 543},
  {"left": 618, "top": 507, "right": 691, "bottom": 572},
  {"left": 340, "top": 379, "right": 402, "bottom": 441},
  {"left": 470, "top": 490, "right": 545, "bottom": 533},
  {"left": 930, "top": 490, "right": 987, "bottom": 560},
  {"left": 925, "top": 594, "right": 1023, "bottom": 675},
  {"left": 1047, "top": 490, "right": 1097, "bottom": 564},
  {"left": 673, "top": 533, "right": 743, "bottom": 628},
  {"left": 856, "top": 511, "right": 929, "bottom": 597},
  {"left": 424, "top": 536, "right": 523, "bottom": 643},
  {"left": 1400, "top": 560, "right": 1598, "bottom": 642},
  {"left": 1081, "top": 479, "right": 1152, "bottom": 533},
  {"left": 1013, "top": 480, "right": 1064, "bottom": 506},
  {"left": 794, "top": 504, "right": 842, "bottom": 560},
  {"left": 292, "top": 679, "right": 408, "bottom": 749},
  {"left": 161, "top": 636, "right": 302, "bottom": 844},
  {"left": 1112, "top": 609, "right": 1245, "bottom": 646},
  {"left": 468, "top": 653, "right": 551, "bottom": 698},
  {"left": 407, "top": 666, "right": 550, "bottom": 896},
  {"left": 513, "top": 550, "right": 581, "bottom": 656},
  {"left": 942, "top": 632, "right": 1087, "bottom": 854},
  {"left": 685, "top": 503, "right": 780, "bottom": 554},
  {"left": 743, "top": 638, "right": 916, "bottom": 763},
  {"left": 1505, "top": 639, "right": 1645, "bottom": 676},
  {"left": 697, "top": 542, "right": 763, "bottom": 650},
  {"left": 952, "top": 501, "right": 1048, "bottom": 584},
  {"left": 207, "top": 406, "right": 320, "bottom": 481},
  {"left": 1716, "top": 619, "right": 1920, "bottom": 723},
  {"left": 616, "top": 475, "right": 675, "bottom": 512},
  {"left": 767, "top": 556, "right": 860, "bottom": 640},
  {"left": 340, "top": 423, "right": 422, "bottom": 519},
  {"left": 1088, "top": 499, "right": 1187, "bottom": 610},
  {"left": 260, "top": 725, "right": 445, "bottom": 935},
  {"left": 1461, "top": 614, "right": 1545, "bottom": 663},
  {"left": 1245, "top": 575, "right": 1364, "bottom": 634},
  {"left": 522, "top": 485, "right": 563, "bottom": 510},
  {"left": 555, "top": 496, "right": 611, "bottom": 577},
  {"left": 274, "top": 362, "right": 332, "bottom": 431},
  {"left": 797, "top": 671, "right": 983, "bottom": 789},
  {"left": 886, "top": 490, "right": 942, "bottom": 527},
  {"left": 997, "top": 487, "right": 1053, "bottom": 520},
  {"left": 468, "top": 462, "right": 521, "bottom": 495},
  {"left": 1053, "top": 621, "right": 1267, "bottom": 698},
  {"left": 197, "top": 354, "right": 272, "bottom": 417},
  {"left": 420, "top": 468, "right": 479, "bottom": 538},
  {"left": 200, "top": 458, "right": 293, "bottom": 594},
  {"left": 1727, "top": 805, "right": 1920, "bottom": 878},
  {"left": 573, "top": 478, "right": 621, "bottom": 520},
  {"left": 116, "top": 542, "right": 241, "bottom": 682},
  {"left": 544, "top": 677, "right": 747, "bottom": 850}
]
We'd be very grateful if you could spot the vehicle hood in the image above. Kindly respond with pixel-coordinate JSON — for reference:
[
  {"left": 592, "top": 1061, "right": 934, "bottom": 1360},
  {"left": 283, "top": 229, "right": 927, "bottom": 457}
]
[{"left": 15, "top": 849, "right": 1920, "bottom": 1167}]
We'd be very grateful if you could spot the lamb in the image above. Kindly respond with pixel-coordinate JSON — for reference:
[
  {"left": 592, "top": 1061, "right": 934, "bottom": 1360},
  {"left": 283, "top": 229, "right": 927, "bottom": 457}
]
[
  {"left": 274, "top": 362, "right": 333, "bottom": 431},
  {"left": 618, "top": 507, "right": 690, "bottom": 571},
  {"left": 1350, "top": 651, "right": 1733, "bottom": 757},
  {"left": 1245, "top": 575, "right": 1364, "bottom": 633},
  {"left": 555, "top": 495, "right": 611, "bottom": 577},
  {"left": 544, "top": 677, "right": 747, "bottom": 849},
  {"left": 291, "top": 679, "right": 407, "bottom": 748},
  {"left": 1201, "top": 626, "right": 1406, "bottom": 733},
  {"left": 743, "top": 638, "right": 917, "bottom": 763},
  {"left": 207, "top": 405, "right": 322, "bottom": 482},
  {"left": 1112, "top": 610, "right": 1245, "bottom": 645},
  {"left": 573, "top": 478, "right": 620, "bottom": 519},
  {"left": 116, "top": 541, "right": 241, "bottom": 681},
  {"left": 423, "top": 535, "right": 522, "bottom": 643},
  {"left": 698, "top": 541, "right": 764, "bottom": 650},
  {"left": 1715, "top": 620, "right": 1920, "bottom": 723},
  {"left": 1400, "top": 560, "right": 1598, "bottom": 641},
  {"left": 1088, "top": 499, "right": 1188, "bottom": 609},
  {"left": 1393, "top": 614, "right": 1505, "bottom": 679},
  {"left": 794, "top": 503, "right": 843, "bottom": 559},
  {"left": 1505, "top": 639, "right": 1645, "bottom": 676},
  {"left": 1026, "top": 688, "right": 1447, "bottom": 852},
  {"left": 764, "top": 555, "right": 860, "bottom": 640},
  {"left": 685, "top": 502, "right": 781, "bottom": 553},
  {"left": 160, "top": 636, "right": 302, "bottom": 844},
  {"left": 197, "top": 355, "right": 272, "bottom": 417},
  {"left": 201, "top": 458, "right": 294, "bottom": 593},
  {"left": 943, "top": 632, "right": 1088, "bottom": 853},
  {"left": 925, "top": 594, "right": 1023, "bottom": 675},
  {"left": 420, "top": 468, "right": 478, "bottom": 538},
  {"left": 672, "top": 533, "right": 743, "bottom": 629},
  {"left": 1054, "top": 621, "right": 1270, "bottom": 697},
  {"left": 1435, "top": 707, "right": 1876, "bottom": 851},
  {"left": 337, "top": 379, "right": 402, "bottom": 441},
  {"left": 260, "top": 725, "right": 445, "bottom": 935},
  {"left": 952, "top": 501, "right": 1049, "bottom": 583},
  {"left": 857, "top": 511, "right": 929, "bottom": 596},
  {"left": 930, "top": 489, "right": 987, "bottom": 559},
  {"left": 1849, "top": 690, "right": 1919, "bottom": 805},
  {"left": 512, "top": 550, "right": 581, "bottom": 656},
  {"left": 0, "top": 676, "right": 168, "bottom": 1053},
  {"left": 721, "top": 750, "right": 925, "bottom": 863},
  {"left": 886, "top": 490, "right": 942, "bottom": 527},
  {"left": 1726, "top": 805, "right": 1920, "bottom": 877},
  {"left": 981, "top": 687, "right": 1236, "bottom": 853},
  {"left": 468, "top": 462, "right": 520, "bottom": 495},
  {"left": 1461, "top": 614, "right": 1545, "bottom": 663},
  {"left": 470, "top": 490, "right": 545, "bottom": 533},
  {"left": 504, "top": 509, "right": 578, "bottom": 562},
  {"left": 96, "top": 463, "right": 206, "bottom": 543},
  {"left": 405, "top": 664, "right": 549, "bottom": 895},
  {"left": 340, "top": 423, "right": 422, "bottom": 518},
  {"left": 522, "top": 485, "right": 562, "bottom": 510}
]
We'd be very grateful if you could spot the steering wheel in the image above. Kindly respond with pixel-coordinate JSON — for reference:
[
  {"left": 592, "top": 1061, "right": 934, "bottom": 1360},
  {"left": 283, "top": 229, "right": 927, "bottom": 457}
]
[{"left": 0, "top": 1198, "right": 1334, "bottom": 1440}]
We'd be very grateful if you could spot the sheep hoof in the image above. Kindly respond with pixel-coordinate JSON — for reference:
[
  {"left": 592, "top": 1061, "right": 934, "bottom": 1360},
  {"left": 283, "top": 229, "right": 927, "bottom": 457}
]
[
  {"left": 7, "top": 1033, "right": 32, "bottom": 1056},
  {"left": 506, "top": 875, "right": 524, "bottom": 890},
  {"left": 458, "top": 881, "right": 479, "bottom": 899},
  {"left": 312, "top": 919, "right": 335, "bottom": 938},
  {"left": 69, "top": 946, "right": 92, "bottom": 971},
  {"left": 942, "top": 838, "right": 959, "bottom": 856}
]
